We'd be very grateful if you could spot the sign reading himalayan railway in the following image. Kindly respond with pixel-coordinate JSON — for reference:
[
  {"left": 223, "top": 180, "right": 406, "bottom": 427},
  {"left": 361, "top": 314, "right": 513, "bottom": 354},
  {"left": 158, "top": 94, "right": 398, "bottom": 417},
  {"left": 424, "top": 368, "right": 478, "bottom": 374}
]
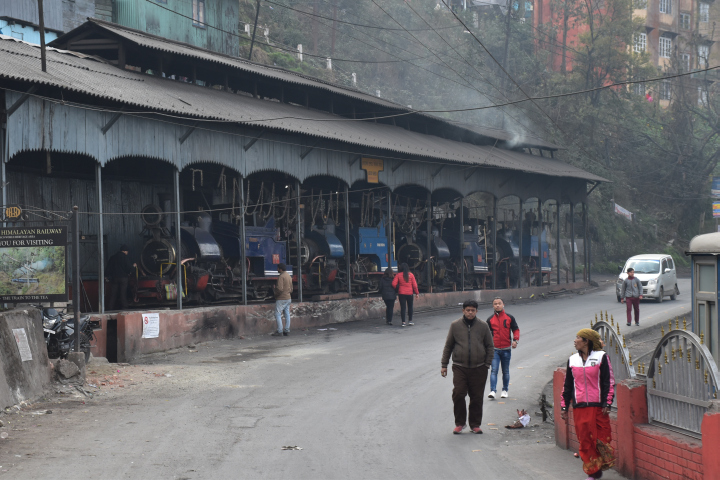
[{"left": 0, "top": 226, "right": 67, "bottom": 302}]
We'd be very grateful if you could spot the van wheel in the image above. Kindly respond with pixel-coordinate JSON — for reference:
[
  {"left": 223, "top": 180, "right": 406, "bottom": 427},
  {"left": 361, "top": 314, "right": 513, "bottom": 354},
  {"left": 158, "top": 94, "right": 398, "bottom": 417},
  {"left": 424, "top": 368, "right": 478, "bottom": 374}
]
[
  {"left": 656, "top": 287, "right": 663, "bottom": 303},
  {"left": 670, "top": 285, "right": 678, "bottom": 301}
]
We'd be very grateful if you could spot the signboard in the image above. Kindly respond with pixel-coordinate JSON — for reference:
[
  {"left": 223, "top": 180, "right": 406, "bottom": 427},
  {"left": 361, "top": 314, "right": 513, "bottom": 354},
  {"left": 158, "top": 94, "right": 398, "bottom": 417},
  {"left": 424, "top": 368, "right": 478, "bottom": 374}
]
[
  {"left": 712, "top": 177, "right": 720, "bottom": 198},
  {"left": 614, "top": 203, "right": 633, "bottom": 221},
  {"left": 713, "top": 202, "right": 720, "bottom": 218},
  {"left": 4, "top": 205, "right": 22, "bottom": 220},
  {"left": 0, "top": 226, "right": 67, "bottom": 302},
  {"left": 12, "top": 328, "right": 33, "bottom": 361},
  {"left": 142, "top": 312, "right": 160, "bottom": 339},
  {"left": 361, "top": 158, "right": 384, "bottom": 183}
]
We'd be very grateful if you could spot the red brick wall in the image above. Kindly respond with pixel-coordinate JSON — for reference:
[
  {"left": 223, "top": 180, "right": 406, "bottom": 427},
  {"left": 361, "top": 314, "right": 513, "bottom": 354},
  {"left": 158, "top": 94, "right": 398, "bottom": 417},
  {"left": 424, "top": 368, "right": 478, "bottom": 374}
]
[
  {"left": 633, "top": 424, "right": 703, "bottom": 480},
  {"left": 554, "top": 368, "right": 710, "bottom": 480}
]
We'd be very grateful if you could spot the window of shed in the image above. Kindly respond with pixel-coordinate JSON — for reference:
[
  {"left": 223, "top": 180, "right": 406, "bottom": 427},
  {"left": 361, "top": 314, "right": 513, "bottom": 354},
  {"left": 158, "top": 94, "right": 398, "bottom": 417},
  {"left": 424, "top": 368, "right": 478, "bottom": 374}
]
[
  {"left": 193, "top": 0, "right": 206, "bottom": 27},
  {"left": 660, "top": 0, "right": 671, "bottom": 14},
  {"left": 659, "top": 36, "right": 672, "bottom": 58},
  {"left": 700, "top": 3, "right": 709, "bottom": 22},
  {"left": 698, "top": 264, "right": 716, "bottom": 293},
  {"left": 680, "top": 13, "right": 691, "bottom": 29},
  {"left": 634, "top": 32, "right": 647, "bottom": 53}
]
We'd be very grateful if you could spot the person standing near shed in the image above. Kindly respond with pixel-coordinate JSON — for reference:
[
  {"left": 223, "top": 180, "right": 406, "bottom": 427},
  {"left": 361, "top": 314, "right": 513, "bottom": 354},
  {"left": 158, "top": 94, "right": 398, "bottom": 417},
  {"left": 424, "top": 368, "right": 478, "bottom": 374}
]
[
  {"left": 392, "top": 263, "right": 419, "bottom": 327},
  {"left": 106, "top": 244, "right": 136, "bottom": 311},
  {"left": 621, "top": 268, "right": 643, "bottom": 326},
  {"left": 486, "top": 297, "right": 519, "bottom": 399},
  {"left": 379, "top": 267, "right": 397, "bottom": 325},
  {"left": 441, "top": 300, "right": 495, "bottom": 434},
  {"left": 272, "top": 263, "right": 293, "bottom": 336}
]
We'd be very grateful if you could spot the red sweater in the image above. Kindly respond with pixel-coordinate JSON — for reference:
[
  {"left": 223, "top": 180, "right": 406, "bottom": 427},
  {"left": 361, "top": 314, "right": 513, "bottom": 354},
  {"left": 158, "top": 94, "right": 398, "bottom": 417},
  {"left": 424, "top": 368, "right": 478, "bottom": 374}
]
[
  {"left": 392, "top": 273, "right": 419, "bottom": 295},
  {"left": 486, "top": 310, "right": 520, "bottom": 350}
]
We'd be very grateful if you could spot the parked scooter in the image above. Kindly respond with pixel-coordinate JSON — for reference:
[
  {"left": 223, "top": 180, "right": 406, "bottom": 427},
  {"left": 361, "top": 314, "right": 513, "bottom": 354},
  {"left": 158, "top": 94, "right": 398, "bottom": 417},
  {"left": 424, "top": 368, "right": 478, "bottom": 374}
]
[{"left": 34, "top": 305, "right": 100, "bottom": 362}]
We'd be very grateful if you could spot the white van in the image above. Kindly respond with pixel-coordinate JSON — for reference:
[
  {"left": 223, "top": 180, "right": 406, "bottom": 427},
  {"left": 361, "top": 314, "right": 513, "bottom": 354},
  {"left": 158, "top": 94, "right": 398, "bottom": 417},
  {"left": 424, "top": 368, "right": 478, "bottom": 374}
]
[{"left": 616, "top": 254, "right": 679, "bottom": 303}]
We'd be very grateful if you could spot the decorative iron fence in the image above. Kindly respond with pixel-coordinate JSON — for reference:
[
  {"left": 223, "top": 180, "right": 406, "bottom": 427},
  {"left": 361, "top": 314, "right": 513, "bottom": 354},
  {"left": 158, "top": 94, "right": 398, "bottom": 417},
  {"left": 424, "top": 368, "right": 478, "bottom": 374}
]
[
  {"left": 592, "top": 312, "right": 636, "bottom": 406},
  {"left": 642, "top": 320, "right": 720, "bottom": 437}
]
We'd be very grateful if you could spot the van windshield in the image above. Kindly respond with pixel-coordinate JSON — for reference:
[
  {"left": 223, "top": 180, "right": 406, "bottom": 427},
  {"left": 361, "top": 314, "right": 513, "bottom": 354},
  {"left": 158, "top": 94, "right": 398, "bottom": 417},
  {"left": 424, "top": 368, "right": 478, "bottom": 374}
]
[{"left": 626, "top": 260, "right": 660, "bottom": 274}]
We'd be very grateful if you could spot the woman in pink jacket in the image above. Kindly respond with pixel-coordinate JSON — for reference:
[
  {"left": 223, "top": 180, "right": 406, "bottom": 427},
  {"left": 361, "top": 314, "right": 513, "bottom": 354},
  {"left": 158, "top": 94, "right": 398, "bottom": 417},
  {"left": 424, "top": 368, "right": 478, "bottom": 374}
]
[{"left": 391, "top": 263, "right": 419, "bottom": 326}]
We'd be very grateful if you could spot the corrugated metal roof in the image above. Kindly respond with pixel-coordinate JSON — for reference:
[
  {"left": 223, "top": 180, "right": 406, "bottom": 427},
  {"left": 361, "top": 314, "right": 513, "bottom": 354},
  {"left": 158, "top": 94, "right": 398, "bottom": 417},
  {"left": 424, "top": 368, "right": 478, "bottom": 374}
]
[
  {"left": 0, "top": 0, "right": 64, "bottom": 33},
  {"left": 51, "top": 19, "right": 561, "bottom": 151},
  {"left": 0, "top": 35, "right": 606, "bottom": 183}
]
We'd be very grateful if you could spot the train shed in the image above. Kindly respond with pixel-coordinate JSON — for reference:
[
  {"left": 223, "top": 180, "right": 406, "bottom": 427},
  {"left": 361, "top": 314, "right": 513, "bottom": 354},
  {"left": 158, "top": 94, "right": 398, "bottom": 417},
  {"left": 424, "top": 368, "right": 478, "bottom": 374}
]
[{"left": 0, "top": 19, "right": 606, "bottom": 314}]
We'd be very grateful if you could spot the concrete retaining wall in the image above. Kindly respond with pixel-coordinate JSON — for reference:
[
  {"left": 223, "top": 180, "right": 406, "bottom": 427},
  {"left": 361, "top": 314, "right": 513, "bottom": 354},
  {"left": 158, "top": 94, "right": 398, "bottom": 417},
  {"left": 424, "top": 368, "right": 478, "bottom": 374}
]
[
  {"left": 89, "top": 282, "right": 588, "bottom": 362},
  {"left": 0, "top": 309, "right": 51, "bottom": 408}
]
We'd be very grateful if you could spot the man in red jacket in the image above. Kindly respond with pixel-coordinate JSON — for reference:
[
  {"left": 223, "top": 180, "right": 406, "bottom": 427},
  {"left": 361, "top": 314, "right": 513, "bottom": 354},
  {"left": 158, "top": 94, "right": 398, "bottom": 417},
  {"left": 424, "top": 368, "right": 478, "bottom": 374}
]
[{"left": 486, "top": 297, "right": 520, "bottom": 399}]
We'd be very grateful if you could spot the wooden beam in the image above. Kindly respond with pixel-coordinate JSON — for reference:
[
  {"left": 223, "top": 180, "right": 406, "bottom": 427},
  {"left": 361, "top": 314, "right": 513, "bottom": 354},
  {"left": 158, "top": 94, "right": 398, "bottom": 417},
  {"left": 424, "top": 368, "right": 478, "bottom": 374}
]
[
  {"left": 585, "top": 182, "right": 600, "bottom": 197},
  {"left": 391, "top": 160, "right": 406, "bottom": 173},
  {"left": 179, "top": 121, "right": 199, "bottom": 144},
  {"left": 300, "top": 141, "right": 319, "bottom": 160},
  {"left": 464, "top": 167, "right": 478, "bottom": 181},
  {"left": 101, "top": 108, "right": 125, "bottom": 135},
  {"left": 243, "top": 129, "right": 266, "bottom": 151},
  {"left": 431, "top": 164, "right": 445, "bottom": 178},
  {"left": 498, "top": 175, "right": 513, "bottom": 188},
  {"left": 7, "top": 85, "right": 38, "bottom": 116},
  {"left": 348, "top": 155, "right": 361, "bottom": 167}
]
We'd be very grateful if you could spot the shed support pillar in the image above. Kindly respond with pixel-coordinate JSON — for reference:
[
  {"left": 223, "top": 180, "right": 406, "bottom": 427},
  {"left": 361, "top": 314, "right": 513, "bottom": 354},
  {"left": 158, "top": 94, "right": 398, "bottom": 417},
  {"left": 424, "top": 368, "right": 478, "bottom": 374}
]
[
  {"left": 583, "top": 202, "right": 589, "bottom": 282},
  {"left": 460, "top": 198, "right": 464, "bottom": 292},
  {"left": 240, "top": 177, "right": 247, "bottom": 305},
  {"left": 427, "top": 192, "right": 432, "bottom": 292},
  {"left": 387, "top": 190, "right": 393, "bottom": 271},
  {"left": 492, "top": 197, "right": 497, "bottom": 290},
  {"left": 296, "top": 181, "right": 303, "bottom": 303},
  {"left": 96, "top": 164, "right": 105, "bottom": 313},
  {"left": 345, "top": 185, "right": 351, "bottom": 295},
  {"left": 174, "top": 169, "right": 182, "bottom": 311},
  {"left": 571, "top": 203, "right": 576, "bottom": 283},
  {"left": 518, "top": 198, "right": 523, "bottom": 289},
  {"left": 537, "top": 199, "right": 543, "bottom": 286},
  {"left": 556, "top": 202, "right": 561, "bottom": 285}
]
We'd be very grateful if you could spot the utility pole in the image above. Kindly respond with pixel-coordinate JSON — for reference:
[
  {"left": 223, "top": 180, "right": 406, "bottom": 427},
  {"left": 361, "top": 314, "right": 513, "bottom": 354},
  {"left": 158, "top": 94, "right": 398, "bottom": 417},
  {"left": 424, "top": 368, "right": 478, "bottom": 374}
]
[
  {"left": 72, "top": 206, "right": 80, "bottom": 351},
  {"left": 501, "top": 0, "right": 512, "bottom": 128},
  {"left": 37, "top": 0, "right": 47, "bottom": 72},
  {"left": 248, "top": 0, "right": 262, "bottom": 61},
  {"left": 312, "top": 1, "right": 319, "bottom": 55},
  {"left": 331, "top": 3, "right": 337, "bottom": 57}
]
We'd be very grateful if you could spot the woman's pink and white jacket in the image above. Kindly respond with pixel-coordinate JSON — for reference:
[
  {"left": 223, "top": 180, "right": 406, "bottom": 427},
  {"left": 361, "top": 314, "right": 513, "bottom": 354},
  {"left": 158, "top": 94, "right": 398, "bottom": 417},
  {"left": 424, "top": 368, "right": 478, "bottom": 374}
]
[{"left": 560, "top": 350, "right": 615, "bottom": 411}]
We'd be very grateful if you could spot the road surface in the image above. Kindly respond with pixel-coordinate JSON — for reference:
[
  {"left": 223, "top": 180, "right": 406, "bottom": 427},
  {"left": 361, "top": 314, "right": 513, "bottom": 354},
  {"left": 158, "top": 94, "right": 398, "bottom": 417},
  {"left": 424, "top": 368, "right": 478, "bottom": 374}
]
[{"left": 1, "top": 279, "right": 690, "bottom": 479}]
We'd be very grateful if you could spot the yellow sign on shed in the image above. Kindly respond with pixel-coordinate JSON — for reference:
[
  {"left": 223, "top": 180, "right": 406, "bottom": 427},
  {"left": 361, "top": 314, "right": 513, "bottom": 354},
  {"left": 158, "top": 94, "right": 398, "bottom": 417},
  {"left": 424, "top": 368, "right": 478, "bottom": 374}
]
[{"left": 361, "top": 158, "right": 384, "bottom": 183}]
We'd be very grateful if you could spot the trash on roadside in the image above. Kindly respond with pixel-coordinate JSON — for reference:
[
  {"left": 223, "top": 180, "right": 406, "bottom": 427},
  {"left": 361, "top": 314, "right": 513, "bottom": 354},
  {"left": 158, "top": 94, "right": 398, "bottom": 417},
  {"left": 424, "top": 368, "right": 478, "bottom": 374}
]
[
  {"left": 0, "top": 432, "right": 7, "bottom": 439},
  {"left": 505, "top": 409, "right": 531, "bottom": 429},
  {"left": 282, "top": 446, "right": 303, "bottom": 450}
]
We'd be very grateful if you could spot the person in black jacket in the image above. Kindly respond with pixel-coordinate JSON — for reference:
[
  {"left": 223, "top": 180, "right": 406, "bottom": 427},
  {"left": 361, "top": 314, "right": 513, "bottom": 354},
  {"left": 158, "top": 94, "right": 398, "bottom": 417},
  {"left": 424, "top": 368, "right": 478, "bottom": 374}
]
[
  {"left": 379, "top": 267, "right": 396, "bottom": 325},
  {"left": 105, "top": 245, "right": 136, "bottom": 311}
]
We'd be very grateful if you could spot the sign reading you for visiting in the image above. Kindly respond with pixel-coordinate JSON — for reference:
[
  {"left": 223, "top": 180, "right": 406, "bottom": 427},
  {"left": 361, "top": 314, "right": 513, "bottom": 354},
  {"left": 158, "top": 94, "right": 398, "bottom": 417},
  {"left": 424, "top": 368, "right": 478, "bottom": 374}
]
[{"left": 0, "top": 226, "right": 67, "bottom": 302}]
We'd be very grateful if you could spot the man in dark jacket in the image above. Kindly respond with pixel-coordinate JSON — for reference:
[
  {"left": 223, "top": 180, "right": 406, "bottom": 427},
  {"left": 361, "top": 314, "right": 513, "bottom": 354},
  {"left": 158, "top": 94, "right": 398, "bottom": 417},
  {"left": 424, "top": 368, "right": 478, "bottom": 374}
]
[
  {"left": 441, "top": 299, "right": 495, "bottom": 434},
  {"left": 106, "top": 245, "right": 136, "bottom": 311},
  {"left": 379, "top": 268, "right": 396, "bottom": 325},
  {"left": 621, "top": 268, "right": 643, "bottom": 326},
  {"left": 486, "top": 297, "right": 520, "bottom": 399}
]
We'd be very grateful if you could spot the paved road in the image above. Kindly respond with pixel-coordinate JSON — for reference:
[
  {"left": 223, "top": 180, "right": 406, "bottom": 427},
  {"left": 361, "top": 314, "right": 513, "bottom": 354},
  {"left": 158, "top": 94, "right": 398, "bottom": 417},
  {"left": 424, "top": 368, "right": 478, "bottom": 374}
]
[{"left": 2, "top": 279, "right": 690, "bottom": 479}]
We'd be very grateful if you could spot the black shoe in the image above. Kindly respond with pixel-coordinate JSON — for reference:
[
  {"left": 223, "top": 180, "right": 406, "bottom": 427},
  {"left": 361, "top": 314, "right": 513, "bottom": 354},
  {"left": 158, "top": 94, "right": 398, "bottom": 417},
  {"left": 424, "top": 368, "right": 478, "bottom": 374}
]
[
  {"left": 635, "top": 323, "right": 640, "bottom": 326},
  {"left": 626, "top": 323, "right": 631, "bottom": 327},
  {"left": 271, "top": 332, "right": 283, "bottom": 336},
  {"left": 283, "top": 331, "right": 289, "bottom": 336},
  {"left": 386, "top": 322, "right": 393, "bottom": 325}
]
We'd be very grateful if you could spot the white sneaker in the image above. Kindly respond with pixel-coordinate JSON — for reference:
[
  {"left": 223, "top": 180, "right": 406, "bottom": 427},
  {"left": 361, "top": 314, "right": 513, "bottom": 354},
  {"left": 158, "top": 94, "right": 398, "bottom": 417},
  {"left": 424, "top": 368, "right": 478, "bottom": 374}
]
[
  {"left": 488, "top": 391, "right": 496, "bottom": 399},
  {"left": 501, "top": 391, "right": 508, "bottom": 398}
]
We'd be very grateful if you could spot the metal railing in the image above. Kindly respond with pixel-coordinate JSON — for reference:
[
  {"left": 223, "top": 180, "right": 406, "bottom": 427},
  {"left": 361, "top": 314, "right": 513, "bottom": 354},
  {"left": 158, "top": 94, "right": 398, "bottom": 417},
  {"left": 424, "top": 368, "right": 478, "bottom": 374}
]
[
  {"left": 592, "top": 313, "right": 636, "bottom": 406},
  {"left": 642, "top": 321, "right": 719, "bottom": 437}
]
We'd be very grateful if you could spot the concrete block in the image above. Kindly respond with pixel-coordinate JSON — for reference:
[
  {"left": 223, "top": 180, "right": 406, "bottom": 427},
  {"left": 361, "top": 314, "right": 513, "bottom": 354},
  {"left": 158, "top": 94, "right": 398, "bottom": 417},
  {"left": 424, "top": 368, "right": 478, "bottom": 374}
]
[
  {"left": 0, "top": 308, "right": 52, "bottom": 408},
  {"left": 553, "top": 367, "right": 569, "bottom": 450},
  {"left": 701, "top": 402, "right": 720, "bottom": 477},
  {"left": 56, "top": 359, "right": 80, "bottom": 379},
  {"left": 67, "top": 352, "right": 86, "bottom": 380}
]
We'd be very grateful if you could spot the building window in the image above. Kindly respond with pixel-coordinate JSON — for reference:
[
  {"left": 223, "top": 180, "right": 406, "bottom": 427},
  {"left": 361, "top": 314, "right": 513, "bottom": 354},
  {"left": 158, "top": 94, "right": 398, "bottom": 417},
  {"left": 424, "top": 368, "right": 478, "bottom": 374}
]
[
  {"left": 634, "top": 0, "right": 647, "bottom": 8},
  {"left": 682, "top": 53, "right": 691, "bottom": 71},
  {"left": 681, "top": 13, "right": 691, "bottom": 29},
  {"left": 634, "top": 83, "right": 646, "bottom": 96},
  {"left": 659, "top": 36, "right": 672, "bottom": 58},
  {"left": 634, "top": 32, "right": 647, "bottom": 53},
  {"left": 698, "top": 45, "right": 710, "bottom": 68},
  {"left": 698, "top": 86, "right": 708, "bottom": 105},
  {"left": 192, "top": 0, "right": 205, "bottom": 27},
  {"left": 700, "top": 3, "right": 710, "bottom": 22},
  {"left": 659, "top": 80, "right": 672, "bottom": 100},
  {"left": 660, "top": 0, "right": 671, "bottom": 14}
]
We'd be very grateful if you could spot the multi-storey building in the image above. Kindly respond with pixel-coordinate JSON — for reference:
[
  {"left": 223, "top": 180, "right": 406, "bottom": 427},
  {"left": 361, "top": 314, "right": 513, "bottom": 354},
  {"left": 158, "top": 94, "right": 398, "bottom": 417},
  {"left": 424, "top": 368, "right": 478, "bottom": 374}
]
[{"left": 0, "top": 0, "right": 239, "bottom": 57}]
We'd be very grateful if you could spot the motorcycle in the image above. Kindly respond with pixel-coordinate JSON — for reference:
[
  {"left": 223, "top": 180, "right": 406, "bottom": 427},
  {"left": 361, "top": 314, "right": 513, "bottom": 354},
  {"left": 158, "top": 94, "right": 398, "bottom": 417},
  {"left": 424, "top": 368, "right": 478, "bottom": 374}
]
[{"left": 35, "top": 305, "right": 100, "bottom": 362}]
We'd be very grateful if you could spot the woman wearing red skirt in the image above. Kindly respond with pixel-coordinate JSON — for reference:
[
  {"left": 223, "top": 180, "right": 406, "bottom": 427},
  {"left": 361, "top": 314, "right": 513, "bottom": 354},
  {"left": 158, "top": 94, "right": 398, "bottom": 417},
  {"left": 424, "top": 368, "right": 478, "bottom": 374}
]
[{"left": 560, "top": 329, "right": 615, "bottom": 479}]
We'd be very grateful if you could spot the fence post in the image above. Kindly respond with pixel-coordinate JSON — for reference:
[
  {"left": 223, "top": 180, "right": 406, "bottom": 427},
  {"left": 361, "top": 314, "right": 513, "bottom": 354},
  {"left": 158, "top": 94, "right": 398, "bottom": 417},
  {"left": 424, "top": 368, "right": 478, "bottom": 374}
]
[
  {"left": 174, "top": 170, "right": 182, "bottom": 310},
  {"left": 702, "top": 403, "right": 720, "bottom": 476},
  {"left": 615, "top": 378, "right": 648, "bottom": 478},
  {"left": 553, "top": 367, "right": 569, "bottom": 449}
]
